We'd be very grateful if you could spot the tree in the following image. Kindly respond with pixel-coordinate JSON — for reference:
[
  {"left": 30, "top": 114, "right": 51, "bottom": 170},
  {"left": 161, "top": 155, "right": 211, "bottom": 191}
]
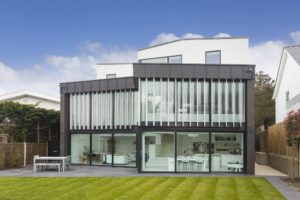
[
  {"left": 284, "top": 109, "right": 300, "bottom": 181},
  {"left": 255, "top": 71, "right": 275, "bottom": 131},
  {"left": 0, "top": 101, "right": 60, "bottom": 143}
]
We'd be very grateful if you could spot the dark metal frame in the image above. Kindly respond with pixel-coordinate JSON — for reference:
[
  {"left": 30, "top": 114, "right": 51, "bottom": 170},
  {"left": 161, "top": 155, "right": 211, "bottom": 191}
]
[
  {"left": 70, "top": 131, "right": 138, "bottom": 168},
  {"left": 137, "top": 128, "right": 245, "bottom": 173}
]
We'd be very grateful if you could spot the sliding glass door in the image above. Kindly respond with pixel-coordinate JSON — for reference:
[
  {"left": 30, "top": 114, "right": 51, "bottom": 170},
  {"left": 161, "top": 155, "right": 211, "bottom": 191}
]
[
  {"left": 176, "top": 132, "right": 209, "bottom": 172},
  {"left": 211, "top": 132, "right": 244, "bottom": 172},
  {"left": 71, "top": 134, "right": 90, "bottom": 164},
  {"left": 142, "top": 132, "right": 175, "bottom": 171},
  {"left": 113, "top": 134, "right": 136, "bottom": 167},
  {"left": 92, "top": 134, "right": 112, "bottom": 166},
  {"left": 140, "top": 131, "right": 244, "bottom": 173}
]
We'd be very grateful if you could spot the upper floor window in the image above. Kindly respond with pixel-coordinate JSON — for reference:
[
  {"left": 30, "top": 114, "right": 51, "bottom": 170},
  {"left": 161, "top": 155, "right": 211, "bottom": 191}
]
[
  {"left": 139, "top": 55, "right": 182, "bottom": 64},
  {"left": 286, "top": 90, "right": 289, "bottom": 102},
  {"left": 106, "top": 74, "right": 116, "bottom": 79},
  {"left": 205, "top": 50, "right": 221, "bottom": 64}
]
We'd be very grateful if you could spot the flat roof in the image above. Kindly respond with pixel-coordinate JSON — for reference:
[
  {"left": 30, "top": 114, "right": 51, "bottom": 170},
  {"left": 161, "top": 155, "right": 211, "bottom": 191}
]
[{"left": 138, "top": 36, "right": 249, "bottom": 51}]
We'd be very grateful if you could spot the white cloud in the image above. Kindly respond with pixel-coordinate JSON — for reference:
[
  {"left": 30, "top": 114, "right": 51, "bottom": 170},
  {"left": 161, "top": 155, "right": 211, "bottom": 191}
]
[
  {"left": 249, "top": 40, "right": 286, "bottom": 79},
  {"left": 290, "top": 31, "right": 300, "bottom": 43},
  {"left": 149, "top": 32, "right": 231, "bottom": 46},
  {"left": 0, "top": 42, "right": 137, "bottom": 97},
  {"left": 182, "top": 33, "right": 204, "bottom": 38},
  {"left": 214, "top": 33, "right": 231, "bottom": 38},
  {"left": 148, "top": 33, "right": 179, "bottom": 46}
]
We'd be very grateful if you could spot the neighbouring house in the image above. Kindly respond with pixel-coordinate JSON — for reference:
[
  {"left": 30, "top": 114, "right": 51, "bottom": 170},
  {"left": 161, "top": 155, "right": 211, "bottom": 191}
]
[
  {"left": 271, "top": 45, "right": 300, "bottom": 175},
  {"left": 0, "top": 90, "right": 60, "bottom": 111},
  {"left": 273, "top": 45, "right": 300, "bottom": 123},
  {"left": 60, "top": 37, "right": 255, "bottom": 174}
]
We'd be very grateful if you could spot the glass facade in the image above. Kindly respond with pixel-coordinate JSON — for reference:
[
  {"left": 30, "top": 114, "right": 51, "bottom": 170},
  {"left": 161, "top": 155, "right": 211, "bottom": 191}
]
[
  {"left": 71, "top": 133, "right": 136, "bottom": 167},
  {"left": 92, "top": 134, "right": 112, "bottom": 166},
  {"left": 71, "top": 134, "right": 90, "bottom": 164},
  {"left": 177, "top": 132, "right": 209, "bottom": 172},
  {"left": 142, "top": 132, "right": 175, "bottom": 171},
  {"left": 114, "top": 134, "right": 136, "bottom": 167},
  {"left": 140, "top": 78, "right": 245, "bottom": 127},
  {"left": 140, "top": 131, "right": 244, "bottom": 172},
  {"left": 211, "top": 132, "right": 244, "bottom": 172}
]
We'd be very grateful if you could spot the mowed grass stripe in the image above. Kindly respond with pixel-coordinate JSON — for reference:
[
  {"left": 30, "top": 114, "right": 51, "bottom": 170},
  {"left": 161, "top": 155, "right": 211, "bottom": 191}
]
[
  {"left": 164, "top": 177, "right": 200, "bottom": 200},
  {"left": 189, "top": 177, "right": 218, "bottom": 200},
  {"left": 16, "top": 177, "right": 71, "bottom": 199},
  {"left": 113, "top": 177, "right": 168, "bottom": 200},
  {"left": 73, "top": 177, "right": 144, "bottom": 199},
  {"left": 41, "top": 177, "right": 109, "bottom": 200},
  {"left": 56, "top": 177, "right": 133, "bottom": 200},
  {"left": 0, "top": 177, "right": 286, "bottom": 200},
  {"left": 0, "top": 177, "right": 59, "bottom": 199},
  {"left": 213, "top": 177, "right": 239, "bottom": 200},
  {"left": 252, "top": 178, "right": 286, "bottom": 200},
  {"left": 99, "top": 177, "right": 149, "bottom": 199},
  {"left": 139, "top": 177, "right": 185, "bottom": 200},
  {"left": 235, "top": 177, "right": 264, "bottom": 200},
  {"left": 52, "top": 177, "right": 110, "bottom": 200}
]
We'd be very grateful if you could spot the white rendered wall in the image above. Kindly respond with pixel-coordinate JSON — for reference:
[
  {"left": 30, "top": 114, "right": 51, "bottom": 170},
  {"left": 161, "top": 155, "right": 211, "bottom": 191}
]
[
  {"left": 97, "top": 64, "right": 133, "bottom": 79},
  {"left": 138, "top": 38, "right": 249, "bottom": 64},
  {"left": 8, "top": 96, "right": 60, "bottom": 111},
  {"left": 275, "top": 51, "right": 300, "bottom": 123}
]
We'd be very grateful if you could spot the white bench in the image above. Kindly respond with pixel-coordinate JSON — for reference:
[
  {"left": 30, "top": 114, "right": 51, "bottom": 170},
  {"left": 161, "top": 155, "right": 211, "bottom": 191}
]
[{"left": 35, "top": 163, "right": 61, "bottom": 172}]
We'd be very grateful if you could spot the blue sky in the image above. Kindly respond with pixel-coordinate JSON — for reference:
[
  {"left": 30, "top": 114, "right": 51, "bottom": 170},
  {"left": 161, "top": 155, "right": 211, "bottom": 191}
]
[{"left": 0, "top": 0, "right": 300, "bottom": 97}]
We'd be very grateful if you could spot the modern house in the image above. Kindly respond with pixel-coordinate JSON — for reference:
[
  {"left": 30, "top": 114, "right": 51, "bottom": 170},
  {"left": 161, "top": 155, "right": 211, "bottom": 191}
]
[
  {"left": 0, "top": 90, "right": 60, "bottom": 111},
  {"left": 60, "top": 37, "right": 255, "bottom": 174}
]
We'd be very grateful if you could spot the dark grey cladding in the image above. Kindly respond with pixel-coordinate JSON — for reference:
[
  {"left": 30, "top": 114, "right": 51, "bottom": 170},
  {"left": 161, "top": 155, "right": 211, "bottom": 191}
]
[
  {"left": 60, "top": 77, "right": 138, "bottom": 94},
  {"left": 60, "top": 63, "right": 255, "bottom": 94},
  {"left": 133, "top": 63, "right": 255, "bottom": 80}
]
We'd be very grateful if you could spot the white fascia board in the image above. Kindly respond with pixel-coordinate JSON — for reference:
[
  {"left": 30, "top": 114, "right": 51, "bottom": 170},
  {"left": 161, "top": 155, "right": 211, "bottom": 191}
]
[{"left": 272, "top": 50, "right": 288, "bottom": 100}]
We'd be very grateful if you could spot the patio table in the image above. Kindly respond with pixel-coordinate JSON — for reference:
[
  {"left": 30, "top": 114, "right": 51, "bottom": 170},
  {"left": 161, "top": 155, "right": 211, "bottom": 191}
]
[{"left": 33, "top": 156, "right": 67, "bottom": 172}]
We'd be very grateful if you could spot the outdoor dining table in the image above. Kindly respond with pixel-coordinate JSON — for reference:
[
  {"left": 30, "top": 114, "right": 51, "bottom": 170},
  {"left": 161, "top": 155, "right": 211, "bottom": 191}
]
[{"left": 33, "top": 156, "right": 67, "bottom": 172}]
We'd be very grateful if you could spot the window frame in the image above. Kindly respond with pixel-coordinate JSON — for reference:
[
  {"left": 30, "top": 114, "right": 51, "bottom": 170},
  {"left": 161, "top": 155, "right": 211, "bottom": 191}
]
[
  {"left": 106, "top": 74, "right": 116, "bottom": 79},
  {"left": 205, "top": 50, "right": 221, "bottom": 64}
]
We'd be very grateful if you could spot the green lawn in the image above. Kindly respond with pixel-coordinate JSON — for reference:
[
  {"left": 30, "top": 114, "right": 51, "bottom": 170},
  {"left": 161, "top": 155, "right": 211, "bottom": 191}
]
[{"left": 0, "top": 177, "right": 285, "bottom": 200}]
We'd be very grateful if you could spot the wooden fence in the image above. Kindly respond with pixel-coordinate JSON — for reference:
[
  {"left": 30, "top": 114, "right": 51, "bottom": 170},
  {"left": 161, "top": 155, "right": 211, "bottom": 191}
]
[
  {"left": 0, "top": 143, "right": 48, "bottom": 170},
  {"left": 268, "top": 123, "right": 299, "bottom": 176}
]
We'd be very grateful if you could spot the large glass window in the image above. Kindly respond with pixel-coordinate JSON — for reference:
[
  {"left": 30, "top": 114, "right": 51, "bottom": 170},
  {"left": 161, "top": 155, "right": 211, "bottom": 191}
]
[
  {"left": 142, "top": 132, "right": 175, "bottom": 171},
  {"left": 168, "top": 55, "right": 182, "bottom": 63},
  {"left": 211, "top": 132, "right": 244, "bottom": 172},
  {"left": 114, "top": 134, "right": 136, "bottom": 167},
  {"left": 140, "top": 55, "right": 182, "bottom": 64},
  {"left": 71, "top": 134, "right": 90, "bottom": 164},
  {"left": 92, "top": 134, "right": 112, "bottom": 166},
  {"left": 177, "top": 132, "right": 209, "bottom": 172},
  {"left": 206, "top": 51, "right": 221, "bottom": 64}
]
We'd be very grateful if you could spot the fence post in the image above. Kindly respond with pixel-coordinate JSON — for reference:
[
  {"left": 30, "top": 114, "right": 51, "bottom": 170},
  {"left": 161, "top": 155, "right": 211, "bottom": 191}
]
[{"left": 23, "top": 142, "right": 27, "bottom": 167}]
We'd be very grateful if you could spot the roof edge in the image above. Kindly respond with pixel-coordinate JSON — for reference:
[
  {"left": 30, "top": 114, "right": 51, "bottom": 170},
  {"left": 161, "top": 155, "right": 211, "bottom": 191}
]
[{"left": 138, "top": 36, "right": 249, "bottom": 51}]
